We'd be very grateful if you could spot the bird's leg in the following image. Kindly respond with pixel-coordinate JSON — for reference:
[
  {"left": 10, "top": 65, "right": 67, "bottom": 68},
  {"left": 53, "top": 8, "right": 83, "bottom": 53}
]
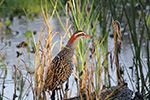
[
  {"left": 65, "top": 79, "right": 69, "bottom": 98},
  {"left": 74, "top": 76, "right": 79, "bottom": 93},
  {"left": 59, "top": 87, "right": 63, "bottom": 100},
  {"left": 51, "top": 90, "right": 55, "bottom": 100}
]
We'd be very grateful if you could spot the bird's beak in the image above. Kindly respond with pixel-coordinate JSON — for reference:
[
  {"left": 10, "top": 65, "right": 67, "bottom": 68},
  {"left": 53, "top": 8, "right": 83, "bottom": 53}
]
[{"left": 85, "top": 34, "right": 91, "bottom": 38}]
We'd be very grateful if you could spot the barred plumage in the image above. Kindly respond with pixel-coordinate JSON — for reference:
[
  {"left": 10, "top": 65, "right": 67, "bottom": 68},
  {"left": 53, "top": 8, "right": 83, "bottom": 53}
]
[
  {"left": 44, "top": 47, "right": 74, "bottom": 91},
  {"left": 44, "top": 30, "right": 90, "bottom": 91}
]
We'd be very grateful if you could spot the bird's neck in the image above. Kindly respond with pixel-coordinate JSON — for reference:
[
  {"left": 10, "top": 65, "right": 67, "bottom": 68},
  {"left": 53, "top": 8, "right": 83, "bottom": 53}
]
[
  {"left": 66, "top": 38, "right": 79, "bottom": 49},
  {"left": 66, "top": 42, "right": 75, "bottom": 50}
]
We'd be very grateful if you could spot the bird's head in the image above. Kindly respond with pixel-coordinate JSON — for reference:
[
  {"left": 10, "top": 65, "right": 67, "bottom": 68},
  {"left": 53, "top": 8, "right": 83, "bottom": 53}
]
[{"left": 68, "top": 30, "right": 90, "bottom": 45}]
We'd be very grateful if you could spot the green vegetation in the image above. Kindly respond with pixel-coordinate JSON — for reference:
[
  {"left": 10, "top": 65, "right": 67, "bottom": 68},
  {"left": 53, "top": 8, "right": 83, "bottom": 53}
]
[{"left": 0, "top": 0, "right": 149, "bottom": 99}]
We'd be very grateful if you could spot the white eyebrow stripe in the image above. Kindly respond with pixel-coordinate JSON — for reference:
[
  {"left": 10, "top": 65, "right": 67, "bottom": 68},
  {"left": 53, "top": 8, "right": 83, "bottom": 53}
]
[{"left": 74, "top": 32, "right": 84, "bottom": 37}]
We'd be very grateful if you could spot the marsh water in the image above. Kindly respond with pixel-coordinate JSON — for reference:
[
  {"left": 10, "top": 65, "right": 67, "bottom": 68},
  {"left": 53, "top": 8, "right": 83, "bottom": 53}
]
[{"left": 0, "top": 16, "right": 148, "bottom": 99}]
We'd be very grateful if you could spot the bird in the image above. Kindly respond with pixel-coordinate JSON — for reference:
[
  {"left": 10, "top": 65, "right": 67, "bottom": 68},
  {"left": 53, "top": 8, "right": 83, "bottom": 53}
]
[{"left": 44, "top": 30, "right": 90, "bottom": 91}]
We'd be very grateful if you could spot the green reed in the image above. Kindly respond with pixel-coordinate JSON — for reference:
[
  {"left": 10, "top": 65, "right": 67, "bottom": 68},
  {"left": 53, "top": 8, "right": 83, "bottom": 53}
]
[
  {"left": 121, "top": 0, "right": 150, "bottom": 98},
  {"left": 0, "top": 52, "right": 7, "bottom": 100},
  {"left": 94, "top": 0, "right": 111, "bottom": 86}
]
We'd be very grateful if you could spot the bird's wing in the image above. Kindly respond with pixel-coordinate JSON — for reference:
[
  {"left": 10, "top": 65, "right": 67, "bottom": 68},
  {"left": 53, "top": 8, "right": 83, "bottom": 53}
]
[{"left": 44, "top": 56, "right": 73, "bottom": 91}]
